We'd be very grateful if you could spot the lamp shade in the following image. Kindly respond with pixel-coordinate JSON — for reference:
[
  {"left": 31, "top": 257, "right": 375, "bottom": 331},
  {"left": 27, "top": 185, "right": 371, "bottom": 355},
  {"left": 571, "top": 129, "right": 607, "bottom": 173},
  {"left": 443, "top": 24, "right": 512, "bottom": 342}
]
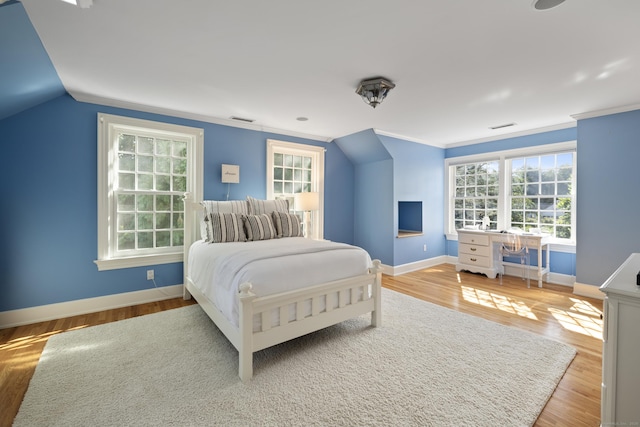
[{"left": 294, "top": 192, "right": 319, "bottom": 211}]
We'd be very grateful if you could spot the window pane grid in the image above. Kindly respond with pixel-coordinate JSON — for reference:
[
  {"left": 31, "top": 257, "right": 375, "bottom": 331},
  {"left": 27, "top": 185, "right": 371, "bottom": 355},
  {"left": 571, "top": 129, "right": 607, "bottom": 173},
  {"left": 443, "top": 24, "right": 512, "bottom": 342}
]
[
  {"left": 272, "top": 154, "right": 313, "bottom": 201},
  {"left": 509, "top": 152, "right": 574, "bottom": 239},
  {"left": 115, "top": 191, "right": 185, "bottom": 252},
  {"left": 453, "top": 161, "right": 499, "bottom": 230},
  {"left": 115, "top": 129, "right": 187, "bottom": 254}
]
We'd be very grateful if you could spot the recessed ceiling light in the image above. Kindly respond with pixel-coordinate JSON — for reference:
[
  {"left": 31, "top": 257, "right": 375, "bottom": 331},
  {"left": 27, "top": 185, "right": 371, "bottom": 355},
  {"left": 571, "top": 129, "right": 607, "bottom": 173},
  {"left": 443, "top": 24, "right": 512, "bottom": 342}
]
[
  {"left": 532, "top": 0, "right": 566, "bottom": 11},
  {"left": 296, "top": 117, "right": 309, "bottom": 122}
]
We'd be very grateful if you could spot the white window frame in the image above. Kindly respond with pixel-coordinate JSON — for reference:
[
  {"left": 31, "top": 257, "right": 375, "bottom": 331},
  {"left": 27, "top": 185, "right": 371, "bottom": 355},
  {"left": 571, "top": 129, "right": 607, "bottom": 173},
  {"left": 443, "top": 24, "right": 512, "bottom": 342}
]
[
  {"left": 266, "top": 139, "right": 325, "bottom": 240},
  {"left": 444, "top": 141, "right": 576, "bottom": 249},
  {"left": 95, "top": 113, "right": 203, "bottom": 271}
]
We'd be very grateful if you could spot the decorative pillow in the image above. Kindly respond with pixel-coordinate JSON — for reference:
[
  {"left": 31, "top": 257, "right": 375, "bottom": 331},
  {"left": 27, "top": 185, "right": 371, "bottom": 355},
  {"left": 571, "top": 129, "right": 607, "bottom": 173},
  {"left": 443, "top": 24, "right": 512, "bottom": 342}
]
[
  {"left": 204, "top": 212, "right": 247, "bottom": 243},
  {"left": 246, "top": 196, "right": 289, "bottom": 215},
  {"left": 272, "top": 211, "right": 303, "bottom": 238},
  {"left": 200, "top": 200, "right": 249, "bottom": 240},
  {"left": 243, "top": 214, "right": 277, "bottom": 241}
]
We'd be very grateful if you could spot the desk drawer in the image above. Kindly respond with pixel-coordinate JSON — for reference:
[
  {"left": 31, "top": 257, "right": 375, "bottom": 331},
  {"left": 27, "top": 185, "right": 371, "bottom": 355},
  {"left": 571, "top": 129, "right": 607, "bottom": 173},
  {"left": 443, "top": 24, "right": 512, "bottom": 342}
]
[
  {"left": 458, "top": 252, "right": 492, "bottom": 268},
  {"left": 459, "top": 243, "right": 492, "bottom": 257},
  {"left": 458, "top": 232, "right": 490, "bottom": 246}
]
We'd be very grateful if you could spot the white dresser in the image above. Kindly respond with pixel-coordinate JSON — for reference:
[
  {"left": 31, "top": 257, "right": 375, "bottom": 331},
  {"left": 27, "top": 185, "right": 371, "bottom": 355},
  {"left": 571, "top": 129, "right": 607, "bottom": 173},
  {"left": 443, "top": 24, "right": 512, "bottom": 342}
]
[
  {"left": 455, "top": 230, "right": 499, "bottom": 279},
  {"left": 600, "top": 253, "right": 640, "bottom": 426}
]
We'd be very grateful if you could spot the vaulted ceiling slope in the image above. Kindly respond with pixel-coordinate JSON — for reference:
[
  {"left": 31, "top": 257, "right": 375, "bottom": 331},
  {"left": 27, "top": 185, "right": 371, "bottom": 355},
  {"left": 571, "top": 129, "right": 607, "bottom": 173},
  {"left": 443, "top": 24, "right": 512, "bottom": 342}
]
[
  {"left": 4, "top": 1, "right": 640, "bottom": 146},
  {"left": 0, "top": 2, "right": 65, "bottom": 121}
]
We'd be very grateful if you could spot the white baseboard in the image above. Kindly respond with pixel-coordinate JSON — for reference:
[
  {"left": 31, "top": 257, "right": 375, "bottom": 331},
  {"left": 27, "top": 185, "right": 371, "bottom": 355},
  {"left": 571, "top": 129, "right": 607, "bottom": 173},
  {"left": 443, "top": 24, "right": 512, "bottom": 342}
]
[
  {"left": 381, "top": 255, "right": 451, "bottom": 276},
  {"left": 384, "top": 256, "right": 576, "bottom": 287},
  {"left": 573, "top": 282, "right": 605, "bottom": 300},
  {"left": 0, "top": 285, "right": 183, "bottom": 329},
  {"left": 500, "top": 264, "right": 574, "bottom": 288}
]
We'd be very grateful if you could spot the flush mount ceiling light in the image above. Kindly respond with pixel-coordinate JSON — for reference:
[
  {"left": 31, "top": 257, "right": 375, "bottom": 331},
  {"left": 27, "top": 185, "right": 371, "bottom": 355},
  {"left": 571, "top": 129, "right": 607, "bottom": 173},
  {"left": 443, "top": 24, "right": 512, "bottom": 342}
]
[
  {"left": 532, "top": 0, "right": 566, "bottom": 10},
  {"left": 355, "top": 77, "right": 395, "bottom": 109}
]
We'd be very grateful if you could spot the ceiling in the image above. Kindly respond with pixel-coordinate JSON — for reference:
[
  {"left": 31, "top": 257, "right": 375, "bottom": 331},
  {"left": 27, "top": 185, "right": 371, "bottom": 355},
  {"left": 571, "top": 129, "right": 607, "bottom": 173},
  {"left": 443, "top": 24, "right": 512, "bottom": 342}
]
[{"left": 5, "top": 0, "right": 640, "bottom": 146}]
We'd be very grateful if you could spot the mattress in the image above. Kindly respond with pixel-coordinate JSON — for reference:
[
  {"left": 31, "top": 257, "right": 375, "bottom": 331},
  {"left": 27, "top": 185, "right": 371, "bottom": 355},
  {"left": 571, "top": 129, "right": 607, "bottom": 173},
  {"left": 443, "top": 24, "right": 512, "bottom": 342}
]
[{"left": 188, "top": 237, "right": 373, "bottom": 327}]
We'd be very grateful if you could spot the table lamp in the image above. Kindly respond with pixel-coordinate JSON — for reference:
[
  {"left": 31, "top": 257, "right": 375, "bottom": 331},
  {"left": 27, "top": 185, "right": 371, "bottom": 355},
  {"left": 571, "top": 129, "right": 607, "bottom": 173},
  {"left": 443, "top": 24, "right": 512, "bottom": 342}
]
[{"left": 294, "top": 192, "right": 319, "bottom": 239}]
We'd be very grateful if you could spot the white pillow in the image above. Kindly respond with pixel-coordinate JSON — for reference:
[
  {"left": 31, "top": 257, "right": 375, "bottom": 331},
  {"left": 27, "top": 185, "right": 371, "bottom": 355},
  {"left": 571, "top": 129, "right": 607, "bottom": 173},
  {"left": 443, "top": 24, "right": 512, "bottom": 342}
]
[{"left": 246, "top": 196, "right": 289, "bottom": 215}]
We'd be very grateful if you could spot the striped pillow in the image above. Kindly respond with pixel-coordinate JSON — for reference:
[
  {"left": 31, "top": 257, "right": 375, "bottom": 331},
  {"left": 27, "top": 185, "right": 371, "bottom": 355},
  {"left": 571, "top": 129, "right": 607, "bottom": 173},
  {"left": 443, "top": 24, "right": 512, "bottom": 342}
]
[
  {"left": 244, "top": 214, "right": 277, "bottom": 241},
  {"left": 272, "top": 211, "right": 303, "bottom": 238},
  {"left": 204, "top": 212, "right": 247, "bottom": 243},
  {"left": 246, "top": 196, "right": 289, "bottom": 215},
  {"left": 200, "top": 200, "right": 249, "bottom": 240}
]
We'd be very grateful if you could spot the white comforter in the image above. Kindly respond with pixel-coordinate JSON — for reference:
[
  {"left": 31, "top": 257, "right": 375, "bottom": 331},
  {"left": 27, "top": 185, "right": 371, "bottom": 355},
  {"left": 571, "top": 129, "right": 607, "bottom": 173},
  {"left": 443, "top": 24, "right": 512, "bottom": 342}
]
[{"left": 188, "top": 237, "right": 372, "bottom": 327}]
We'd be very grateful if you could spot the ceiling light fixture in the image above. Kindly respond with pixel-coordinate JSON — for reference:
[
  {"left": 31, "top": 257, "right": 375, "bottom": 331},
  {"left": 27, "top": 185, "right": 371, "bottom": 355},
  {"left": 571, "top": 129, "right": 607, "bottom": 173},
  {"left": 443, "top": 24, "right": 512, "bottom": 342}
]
[
  {"left": 355, "top": 77, "right": 395, "bottom": 109},
  {"left": 532, "top": 0, "right": 566, "bottom": 11}
]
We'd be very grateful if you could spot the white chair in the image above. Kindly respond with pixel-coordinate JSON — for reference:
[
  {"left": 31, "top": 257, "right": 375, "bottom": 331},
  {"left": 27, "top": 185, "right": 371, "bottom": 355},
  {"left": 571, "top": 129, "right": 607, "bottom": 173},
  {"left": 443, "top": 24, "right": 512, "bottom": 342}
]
[{"left": 499, "top": 231, "right": 530, "bottom": 288}]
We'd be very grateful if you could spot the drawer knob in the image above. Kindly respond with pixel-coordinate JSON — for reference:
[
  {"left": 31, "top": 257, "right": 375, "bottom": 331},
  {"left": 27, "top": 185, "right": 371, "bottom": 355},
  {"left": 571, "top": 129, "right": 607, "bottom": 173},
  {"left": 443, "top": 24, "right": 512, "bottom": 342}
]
[
  {"left": 470, "top": 247, "right": 477, "bottom": 251},
  {"left": 470, "top": 258, "right": 477, "bottom": 262}
]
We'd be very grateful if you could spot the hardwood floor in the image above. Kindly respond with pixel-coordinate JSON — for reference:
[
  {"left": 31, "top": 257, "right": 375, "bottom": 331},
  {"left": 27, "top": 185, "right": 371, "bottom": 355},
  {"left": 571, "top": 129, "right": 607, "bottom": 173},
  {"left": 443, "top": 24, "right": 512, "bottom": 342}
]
[{"left": 0, "top": 264, "right": 603, "bottom": 426}]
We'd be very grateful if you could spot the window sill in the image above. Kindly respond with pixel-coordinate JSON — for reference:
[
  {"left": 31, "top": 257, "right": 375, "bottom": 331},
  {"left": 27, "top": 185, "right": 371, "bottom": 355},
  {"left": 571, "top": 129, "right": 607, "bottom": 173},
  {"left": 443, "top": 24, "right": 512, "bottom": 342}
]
[
  {"left": 94, "top": 252, "right": 183, "bottom": 271},
  {"left": 397, "top": 231, "right": 423, "bottom": 238}
]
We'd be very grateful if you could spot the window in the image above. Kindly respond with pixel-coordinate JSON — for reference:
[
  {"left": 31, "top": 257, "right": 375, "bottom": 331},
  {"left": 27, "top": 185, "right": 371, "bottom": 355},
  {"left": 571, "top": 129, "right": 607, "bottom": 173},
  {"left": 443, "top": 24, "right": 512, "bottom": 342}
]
[
  {"left": 95, "top": 114, "right": 203, "bottom": 271},
  {"left": 445, "top": 141, "right": 576, "bottom": 244},
  {"left": 508, "top": 152, "right": 574, "bottom": 238},
  {"left": 453, "top": 160, "right": 500, "bottom": 230},
  {"left": 266, "top": 139, "right": 325, "bottom": 239}
]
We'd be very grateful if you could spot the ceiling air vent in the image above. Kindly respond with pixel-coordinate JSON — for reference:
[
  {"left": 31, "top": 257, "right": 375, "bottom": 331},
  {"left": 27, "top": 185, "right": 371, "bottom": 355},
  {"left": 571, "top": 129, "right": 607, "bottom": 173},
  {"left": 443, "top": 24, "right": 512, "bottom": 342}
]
[
  {"left": 489, "top": 123, "right": 516, "bottom": 130},
  {"left": 230, "top": 116, "right": 255, "bottom": 123}
]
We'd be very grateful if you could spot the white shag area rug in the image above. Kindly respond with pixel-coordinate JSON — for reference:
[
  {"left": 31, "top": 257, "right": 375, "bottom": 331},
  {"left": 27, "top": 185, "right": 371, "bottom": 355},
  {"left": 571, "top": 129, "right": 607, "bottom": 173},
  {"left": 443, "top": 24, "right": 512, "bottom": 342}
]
[{"left": 14, "top": 288, "right": 575, "bottom": 427}]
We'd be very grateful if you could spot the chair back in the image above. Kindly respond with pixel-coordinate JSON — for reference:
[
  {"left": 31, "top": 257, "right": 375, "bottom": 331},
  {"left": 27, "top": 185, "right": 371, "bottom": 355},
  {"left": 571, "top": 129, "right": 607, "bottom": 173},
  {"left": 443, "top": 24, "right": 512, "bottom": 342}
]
[{"left": 503, "top": 233, "right": 527, "bottom": 254}]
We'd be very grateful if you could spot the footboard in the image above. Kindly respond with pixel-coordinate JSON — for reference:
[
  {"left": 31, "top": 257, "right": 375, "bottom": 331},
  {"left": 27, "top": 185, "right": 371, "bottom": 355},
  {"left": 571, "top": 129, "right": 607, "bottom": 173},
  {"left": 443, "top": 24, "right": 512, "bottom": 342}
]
[
  {"left": 182, "top": 193, "right": 383, "bottom": 382},
  {"left": 237, "top": 260, "right": 382, "bottom": 381}
]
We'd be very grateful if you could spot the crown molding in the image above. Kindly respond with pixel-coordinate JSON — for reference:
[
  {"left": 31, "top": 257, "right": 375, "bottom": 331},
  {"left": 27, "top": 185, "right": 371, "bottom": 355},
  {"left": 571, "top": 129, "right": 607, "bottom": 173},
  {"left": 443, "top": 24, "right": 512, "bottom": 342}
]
[
  {"left": 570, "top": 103, "right": 640, "bottom": 121},
  {"left": 70, "top": 91, "right": 334, "bottom": 143},
  {"left": 445, "top": 121, "right": 576, "bottom": 149}
]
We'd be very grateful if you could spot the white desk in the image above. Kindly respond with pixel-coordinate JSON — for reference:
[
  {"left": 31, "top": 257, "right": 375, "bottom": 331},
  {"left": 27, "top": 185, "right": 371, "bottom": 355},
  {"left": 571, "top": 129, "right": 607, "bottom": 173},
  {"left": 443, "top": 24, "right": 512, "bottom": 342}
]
[{"left": 455, "top": 229, "right": 551, "bottom": 287}]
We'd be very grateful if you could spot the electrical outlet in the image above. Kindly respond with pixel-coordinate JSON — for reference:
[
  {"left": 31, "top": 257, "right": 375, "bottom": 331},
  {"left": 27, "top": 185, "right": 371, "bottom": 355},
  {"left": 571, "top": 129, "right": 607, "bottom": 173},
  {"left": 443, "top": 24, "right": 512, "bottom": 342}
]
[
  {"left": 147, "top": 269, "right": 154, "bottom": 280},
  {"left": 423, "top": 244, "right": 427, "bottom": 252}
]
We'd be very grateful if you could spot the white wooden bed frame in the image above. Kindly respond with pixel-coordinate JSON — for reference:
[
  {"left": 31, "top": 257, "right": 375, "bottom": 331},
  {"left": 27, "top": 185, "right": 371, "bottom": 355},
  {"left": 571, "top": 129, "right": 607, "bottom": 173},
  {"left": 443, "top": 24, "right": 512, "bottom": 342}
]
[{"left": 182, "top": 193, "right": 382, "bottom": 382}]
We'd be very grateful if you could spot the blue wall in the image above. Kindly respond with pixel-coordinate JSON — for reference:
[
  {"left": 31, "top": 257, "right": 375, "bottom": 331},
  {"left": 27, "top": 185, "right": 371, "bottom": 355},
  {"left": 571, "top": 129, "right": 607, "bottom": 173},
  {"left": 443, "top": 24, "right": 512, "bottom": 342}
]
[
  {"left": 354, "top": 159, "right": 395, "bottom": 264},
  {"left": 378, "top": 135, "right": 446, "bottom": 266},
  {"left": 0, "top": 94, "right": 355, "bottom": 312},
  {"left": 576, "top": 109, "right": 640, "bottom": 286},
  {"left": 335, "top": 131, "right": 447, "bottom": 266},
  {"left": 3, "top": 91, "right": 638, "bottom": 313},
  {"left": 445, "top": 127, "right": 578, "bottom": 158}
]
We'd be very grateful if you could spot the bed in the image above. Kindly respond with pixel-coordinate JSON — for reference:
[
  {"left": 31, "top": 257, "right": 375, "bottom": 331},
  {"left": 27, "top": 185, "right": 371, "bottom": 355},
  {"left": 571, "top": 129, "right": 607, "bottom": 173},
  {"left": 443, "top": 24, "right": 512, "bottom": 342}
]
[{"left": 182, "top": 193, "right": 382, "bottom": 382}]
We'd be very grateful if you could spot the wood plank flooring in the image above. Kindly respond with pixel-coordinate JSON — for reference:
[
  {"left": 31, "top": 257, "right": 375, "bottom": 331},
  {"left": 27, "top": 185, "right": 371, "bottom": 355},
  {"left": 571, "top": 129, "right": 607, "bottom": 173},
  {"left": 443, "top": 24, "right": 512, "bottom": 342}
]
[{"left": 0, "top": 264, "right": 603, "bottom": 426}]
